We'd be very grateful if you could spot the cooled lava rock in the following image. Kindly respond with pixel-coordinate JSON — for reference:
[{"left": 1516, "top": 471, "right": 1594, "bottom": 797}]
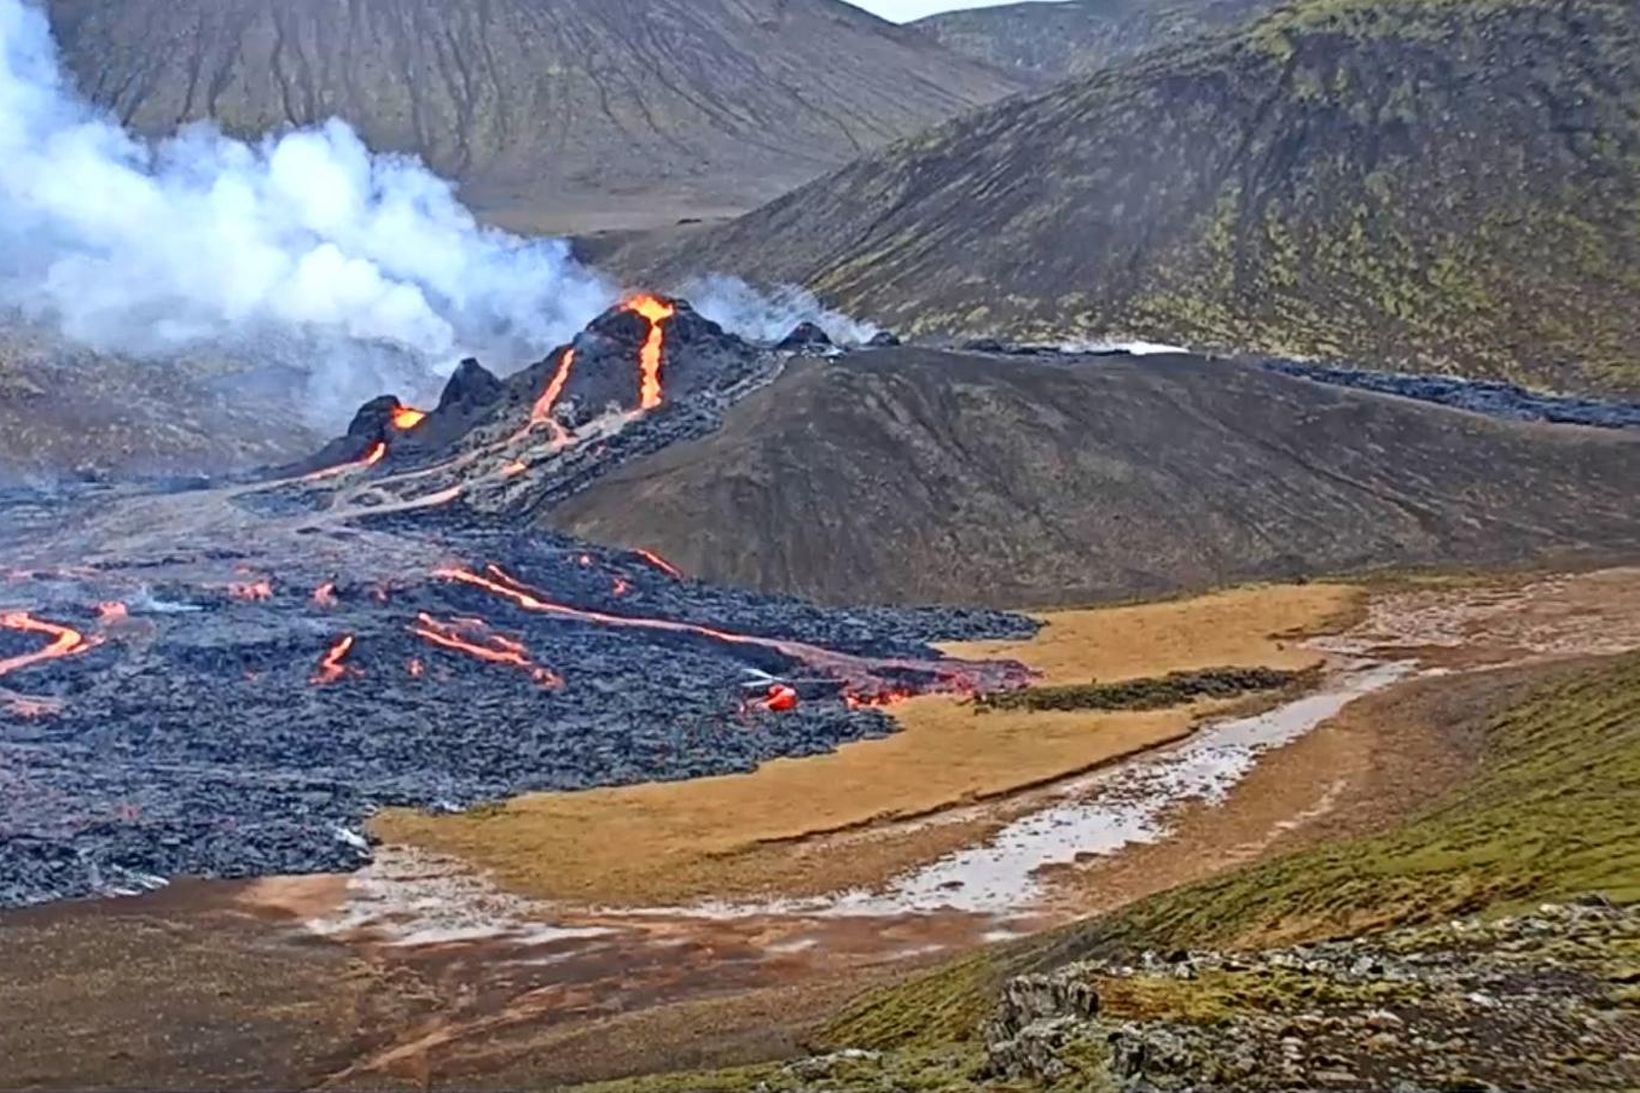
[
  {"left": 1263, "top": 360, "right": 1640, "bottom": 430},
  {"left": 777, "top": 321, "right": 833, "bottom": 352},
  {"left": 437, "top": 358, "right": 505, "bottom": 413},
  {"left": 868, "top": 330, "right": 902, "bottom": 347}
]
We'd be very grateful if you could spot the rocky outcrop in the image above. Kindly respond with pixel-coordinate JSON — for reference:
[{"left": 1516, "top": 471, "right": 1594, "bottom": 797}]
[{"left": 982, "top": 899, "right": 1640, "bottom": 1091}]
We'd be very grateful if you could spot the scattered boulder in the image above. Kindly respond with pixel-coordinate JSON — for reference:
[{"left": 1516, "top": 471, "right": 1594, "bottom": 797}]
[{"left": 975, "top": 901, "right": 1638, "bottom": 1092}]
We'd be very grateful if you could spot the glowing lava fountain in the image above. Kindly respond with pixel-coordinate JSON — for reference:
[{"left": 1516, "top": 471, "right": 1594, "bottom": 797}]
[
  {"left": 625, "top": 295, "right": 676, "bottom": 411},
  {"left": 390, "top": 404, "right": 428, "bottom": 430}
]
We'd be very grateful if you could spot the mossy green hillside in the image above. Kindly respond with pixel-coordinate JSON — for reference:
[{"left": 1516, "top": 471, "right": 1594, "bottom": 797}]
[{"left": 629, "top": 0, "right": 1640, "bottom": 395}]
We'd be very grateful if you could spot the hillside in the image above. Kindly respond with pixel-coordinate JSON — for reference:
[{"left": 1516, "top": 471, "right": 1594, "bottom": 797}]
[
  {"left": 0, "top": 326, "right": 321, "bottom": 481},
  {"left": 566, "top": 650, "right": 1640, "bottom": 1091},
  {"left": 620, "top": 0, "right": 1640, "bottom": 395},
  {"left": 44, "top": 0, "right": 1021, "bottom": 233},
  {"left": 913, "top": 0, "right": 1275, "bottom": 82},
  {"left": 547, "top": 347, "right": 1640, "bottom": 608}
]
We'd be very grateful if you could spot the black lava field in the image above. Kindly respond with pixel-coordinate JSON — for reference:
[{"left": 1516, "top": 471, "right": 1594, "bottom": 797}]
[
  {"left": 1260, "top": 360, "right": 1640, "bottom": 429},
  {"left": 0, "top": 300, "right": 1034, "bottom": 908}
]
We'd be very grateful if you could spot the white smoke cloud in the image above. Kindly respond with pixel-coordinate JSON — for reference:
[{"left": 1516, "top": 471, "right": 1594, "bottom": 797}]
[
  {"left": 0, "top": 0, "right": 881, "bottom": 429},
  {"left": 0, "top": 0, "right": 615, "bottom": 423},
  {"left": 682, "top": 274, "right": 880, "bottom": 346}
]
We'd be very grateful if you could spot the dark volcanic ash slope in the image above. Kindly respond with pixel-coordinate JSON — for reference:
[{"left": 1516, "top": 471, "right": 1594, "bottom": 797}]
[
  {"left": 548, "top": 346, "right": 1640, "bottom": 609},
  {"left": 913, "top": 0, "right": 1275, "bottom": 83},
  {"left": 45, "top": 0, "right": 1021, "bottom": 232},
  {"left": 620, "top": 0, "right": 1640, "bottom": 396}
]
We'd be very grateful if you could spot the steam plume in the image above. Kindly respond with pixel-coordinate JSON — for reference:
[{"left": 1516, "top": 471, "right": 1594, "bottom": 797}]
[
  {"left": 0, "top": 0, "right": 621, "bottom": 421},
  {"left": 682, "top": 275, "right": 879, "bottom": 346},
  {"left": 0, "top": 0, "right": 872, "bottom": 427}
]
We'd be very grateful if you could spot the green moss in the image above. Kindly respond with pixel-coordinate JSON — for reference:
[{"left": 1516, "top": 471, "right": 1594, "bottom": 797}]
[
  {"left": 1050, "top": 652, "right": 1640, "bottom": 961},
  {"left": 976, "top": 666, "right": 1305, "bottom": 714},
  {"left": 827, "top": 952, "right": 1006, "bottom": 1051},
  {"left": 824, "top": 652, "right": 1640, "bottom": 1050},
  {"left": 1094, "top": 966, "right": 1426, "bottom": 1024}
]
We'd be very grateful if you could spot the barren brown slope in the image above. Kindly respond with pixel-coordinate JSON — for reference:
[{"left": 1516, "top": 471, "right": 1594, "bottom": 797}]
[
  {"left": 0, "top": 326, "right": 320, "bottom": 482},
  {"left": 913, "top": 0, "right": 1276, "bottom": 82},
  {"left": 547, "top": 348, "right": 1640, "bottom": 608},
  {"left": 619, "top": 0, "right": 1640, "bottom": 395},
  {"left": 45, "top": 0, "right": 1021, "bottom": 233}
]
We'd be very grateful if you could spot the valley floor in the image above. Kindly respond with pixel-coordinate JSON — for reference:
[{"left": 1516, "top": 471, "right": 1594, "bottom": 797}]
[{"left": 3, "top": 566, "right": 1638, "bottom": 1089}]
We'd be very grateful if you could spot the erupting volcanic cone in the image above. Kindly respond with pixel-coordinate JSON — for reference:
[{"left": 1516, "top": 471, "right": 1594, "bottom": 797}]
[{"left": 390, "top": 403, "right": 428, "bottom": 430}]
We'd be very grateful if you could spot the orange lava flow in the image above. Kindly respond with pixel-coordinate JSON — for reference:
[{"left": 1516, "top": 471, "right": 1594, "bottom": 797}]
[
  {"left": 434, "top": 564, "right": 1022, "bottom": 705},
  {"left": 410, "top": 612, "right": 562, "bottom": 689},
  {"left": 313, "top": 582, "right": 338, "bottom": 608},
  {"left": 502, "top": 461, "right": 528, "bottom": 478},
  {"left": 0, "top": 612, "right": 102, "bottom": 679},
  {"left": 230, "top": 580, "right": 274, "bottom": 602},
  {"left": 845, "top": 688, "right": 916, "bottom": 709},
  {"left": 625, "top": 295, "right": 675, "bottom": 411},
  {"left": 531, "top": 348, "right": 577, "bottom": 442},
  {"left": 310, "top": 635, "right": 358, "bottom": 686},
  {"left": 634, "top": 548, "right": 684, "bottom": 580},
  {"left": 391, "top": 404, "right": 428, "bottom": 430},
  {"left": 300, "top": 440, "right": 389, "bottom": 481},
  {"left": 439, "top": 564, "right": 843, "bottom": 667}
]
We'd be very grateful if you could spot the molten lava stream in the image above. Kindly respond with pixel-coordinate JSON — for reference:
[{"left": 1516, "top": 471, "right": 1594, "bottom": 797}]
[
  {"left": 0, "top": 612, "right": 102, "bottom": 679},
  {"left": 310, "top": 635, "right": 359, "bottom": 686},
  {"left": 299, "top": 440, "right": 388, "bottom": 482},
  {"left": 390, "top": 403, "right": 428, "bottom": 430},
  {"left": 410, "top": 612, "right": 562, "bottom": 689},
  {"left": 529, "top": 348, "right": 577, "bottom": 444},
  {"left": 625, "top": 295, "right": 675, "bottom": 410},
  {"left": 432, "top": 564, "right": 1017, "bottom": 704},
  {"left": 634, "top": 548, "right": 684, "bottom": 580}
]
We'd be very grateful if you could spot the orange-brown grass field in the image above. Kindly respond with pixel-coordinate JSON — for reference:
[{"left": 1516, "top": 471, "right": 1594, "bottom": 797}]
[{"left": 374, "top": 583, "right": 1364, "bottom": 906}]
